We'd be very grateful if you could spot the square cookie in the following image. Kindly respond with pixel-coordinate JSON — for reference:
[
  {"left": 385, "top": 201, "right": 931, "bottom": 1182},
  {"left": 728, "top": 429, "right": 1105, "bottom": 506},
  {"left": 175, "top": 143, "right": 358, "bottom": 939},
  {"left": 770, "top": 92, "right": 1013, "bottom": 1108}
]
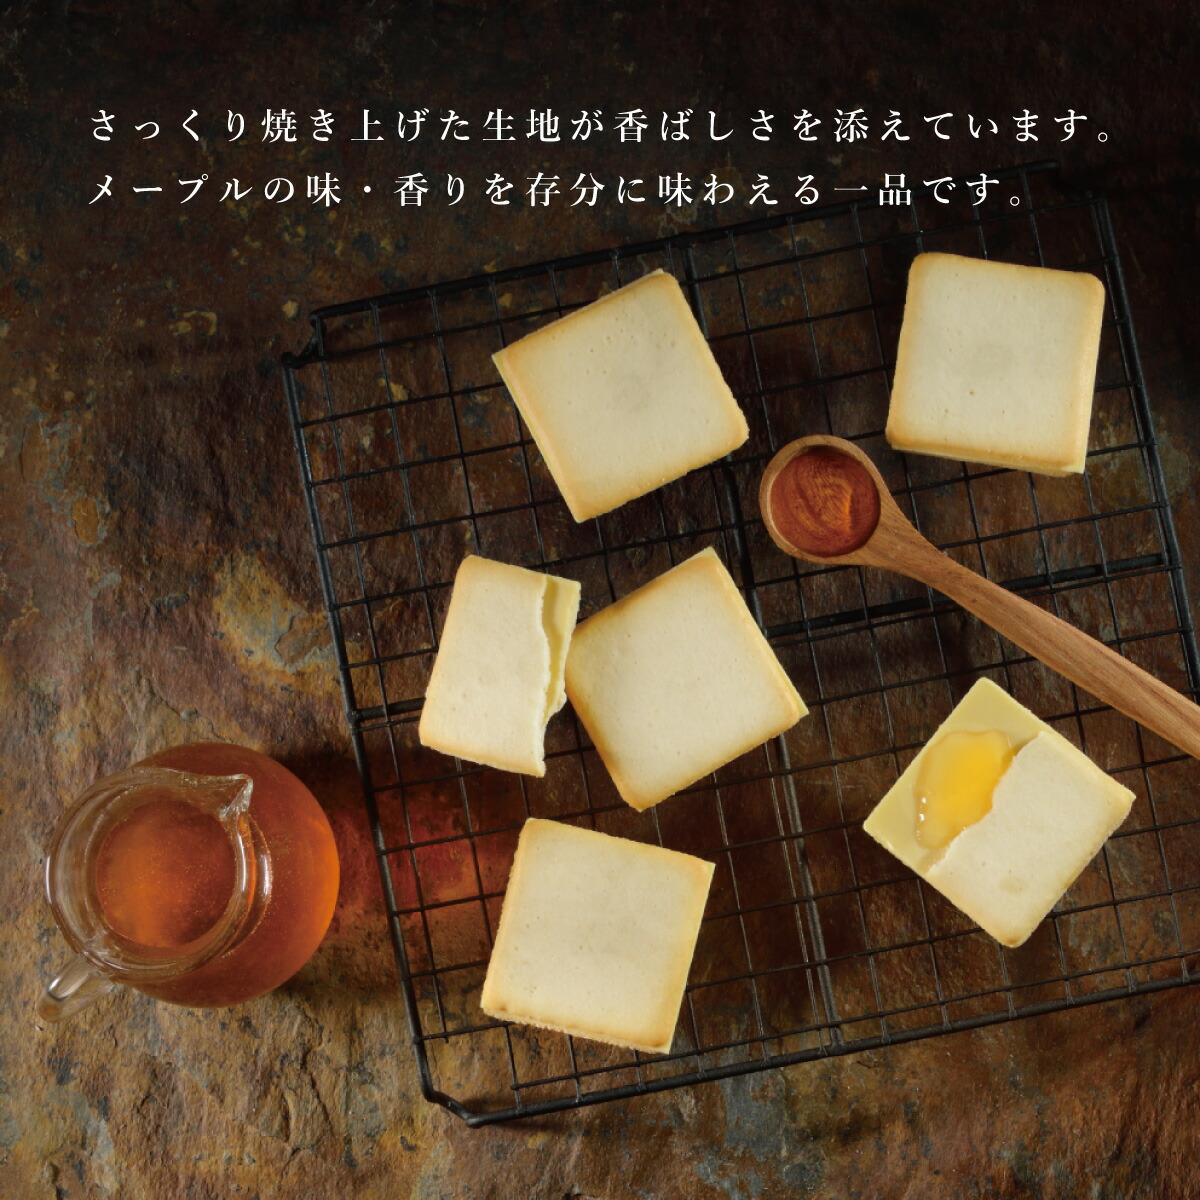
[
  {"left": 493, "top": 269, "right": 749, "bottom": 521},
  {"left": 565, "top": 547, "right": 806, "bottom": 810},
  {"left": 480, "top": 818, "right": 714, "bottom": 1054},
  {"left": 887, "top": 253, "right": 1105, "bottom": 475},
  {"left": 863, "top": 678, "right": 1134, "bottom": 946},
  {"left": 418, "top": 556, "right": 580, "bottom": 776}
]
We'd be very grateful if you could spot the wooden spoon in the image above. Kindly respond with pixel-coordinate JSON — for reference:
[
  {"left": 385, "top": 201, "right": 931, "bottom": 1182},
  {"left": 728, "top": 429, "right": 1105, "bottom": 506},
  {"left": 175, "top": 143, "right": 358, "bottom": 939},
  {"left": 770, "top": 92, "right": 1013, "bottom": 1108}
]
[{"left": 759, "top": 434, "right": 1200, "bottom": 760}]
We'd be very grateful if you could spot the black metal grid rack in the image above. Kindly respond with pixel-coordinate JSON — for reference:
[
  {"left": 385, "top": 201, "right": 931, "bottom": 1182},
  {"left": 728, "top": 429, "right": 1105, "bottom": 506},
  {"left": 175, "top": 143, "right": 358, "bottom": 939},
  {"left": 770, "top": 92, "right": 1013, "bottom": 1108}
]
[{"left": 282, "top": 162, "right": 1200, "bottom": 1126}]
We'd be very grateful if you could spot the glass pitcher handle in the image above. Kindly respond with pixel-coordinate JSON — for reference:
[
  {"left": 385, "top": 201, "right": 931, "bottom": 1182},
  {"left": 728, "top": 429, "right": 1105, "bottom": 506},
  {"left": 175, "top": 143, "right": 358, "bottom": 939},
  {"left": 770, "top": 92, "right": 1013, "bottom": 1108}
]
[{"left": 37, "top": 956, "right": 118, "bottom": 1023}]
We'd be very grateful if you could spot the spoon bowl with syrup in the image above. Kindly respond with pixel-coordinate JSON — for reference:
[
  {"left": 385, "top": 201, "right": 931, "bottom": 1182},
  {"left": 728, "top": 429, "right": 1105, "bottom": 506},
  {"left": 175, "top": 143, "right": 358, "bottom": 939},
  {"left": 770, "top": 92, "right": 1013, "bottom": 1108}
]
[{"left": 759, "top": 435, "right": 1200, "bottom": 761}]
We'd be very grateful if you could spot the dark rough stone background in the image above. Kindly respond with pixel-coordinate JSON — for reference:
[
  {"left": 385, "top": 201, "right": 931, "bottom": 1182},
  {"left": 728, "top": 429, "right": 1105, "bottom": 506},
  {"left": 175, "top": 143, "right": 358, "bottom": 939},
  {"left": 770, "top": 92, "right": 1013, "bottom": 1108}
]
[{"left": 2, "top": 2, "right": 1199, "bottom": 1196}]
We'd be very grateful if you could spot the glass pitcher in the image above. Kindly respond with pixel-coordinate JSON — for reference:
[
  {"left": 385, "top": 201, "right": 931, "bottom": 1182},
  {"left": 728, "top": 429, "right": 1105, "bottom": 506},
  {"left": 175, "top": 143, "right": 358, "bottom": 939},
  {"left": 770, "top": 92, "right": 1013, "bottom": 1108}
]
[{"left": 39, "top": 743, "right": 340, "bottom": 1021}]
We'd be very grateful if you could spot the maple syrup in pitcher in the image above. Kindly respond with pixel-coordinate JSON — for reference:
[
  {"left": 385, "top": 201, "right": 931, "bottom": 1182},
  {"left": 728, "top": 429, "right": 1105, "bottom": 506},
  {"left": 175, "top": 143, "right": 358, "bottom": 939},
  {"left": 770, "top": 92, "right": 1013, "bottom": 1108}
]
[{"left": 39, "top": 743, "right": 339, "bottom": 1019}]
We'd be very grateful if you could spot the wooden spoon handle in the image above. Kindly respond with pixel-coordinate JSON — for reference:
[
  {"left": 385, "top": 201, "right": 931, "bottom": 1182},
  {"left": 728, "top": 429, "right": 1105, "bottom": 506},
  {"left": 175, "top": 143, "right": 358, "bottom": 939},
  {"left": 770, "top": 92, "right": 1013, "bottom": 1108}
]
[{"left": 906, "top": 543, "right": 1200, "bottom": 759}]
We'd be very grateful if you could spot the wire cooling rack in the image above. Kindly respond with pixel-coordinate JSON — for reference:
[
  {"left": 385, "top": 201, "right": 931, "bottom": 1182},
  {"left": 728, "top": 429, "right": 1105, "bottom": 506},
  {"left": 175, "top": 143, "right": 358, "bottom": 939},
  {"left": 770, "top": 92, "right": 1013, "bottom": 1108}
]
[{"left": 282, "top": 161, "right": 1200, "bottom": 1125}]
